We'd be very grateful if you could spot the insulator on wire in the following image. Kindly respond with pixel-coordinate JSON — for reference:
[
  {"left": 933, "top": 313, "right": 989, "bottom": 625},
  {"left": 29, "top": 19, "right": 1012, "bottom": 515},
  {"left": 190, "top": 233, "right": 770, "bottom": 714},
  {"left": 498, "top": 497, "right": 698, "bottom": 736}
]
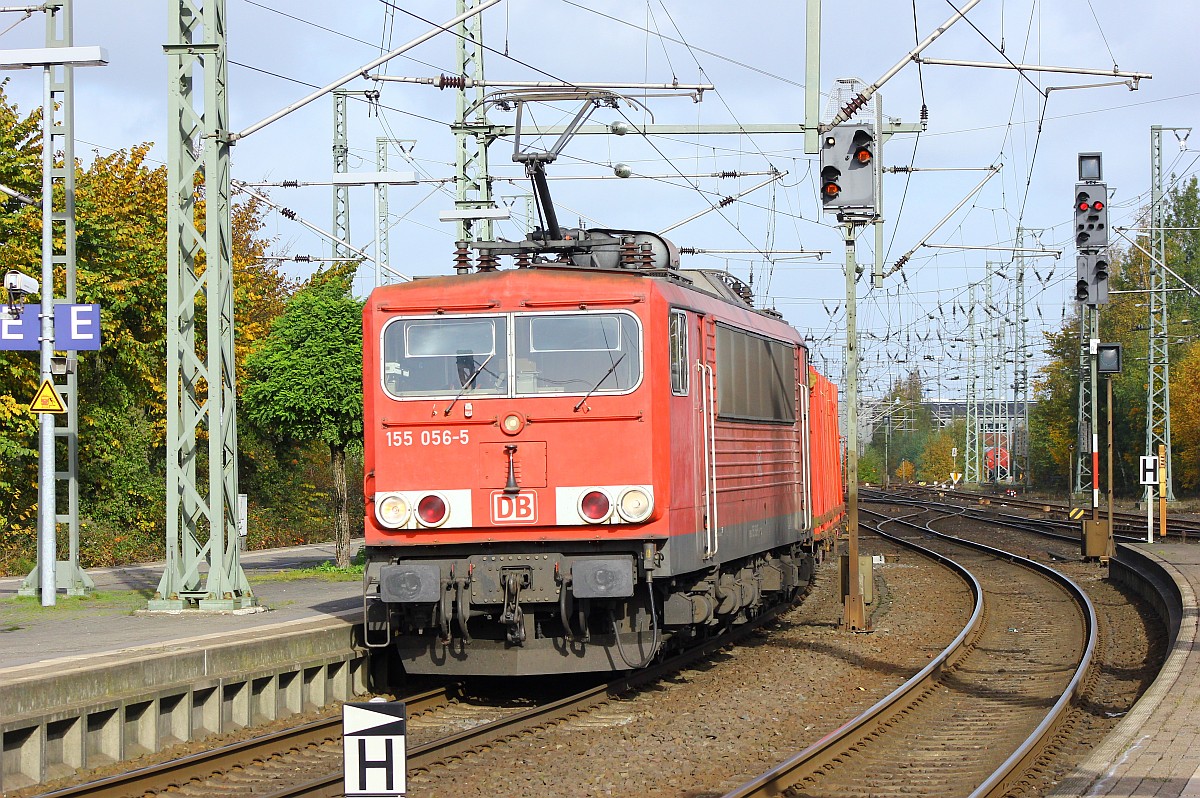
[{"left": 436, "top": 74, "right": 467, "bottom": 90}]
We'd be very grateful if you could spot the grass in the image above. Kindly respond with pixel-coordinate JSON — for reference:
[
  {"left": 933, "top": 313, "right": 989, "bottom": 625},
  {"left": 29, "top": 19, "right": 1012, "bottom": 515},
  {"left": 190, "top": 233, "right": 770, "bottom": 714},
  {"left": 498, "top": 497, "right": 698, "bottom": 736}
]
[
  {"left": 0, "top": 589, "right": 155, "bottom": 624},
  {"left": 248, "top": 559, "right": 364, "bottom": 584}
]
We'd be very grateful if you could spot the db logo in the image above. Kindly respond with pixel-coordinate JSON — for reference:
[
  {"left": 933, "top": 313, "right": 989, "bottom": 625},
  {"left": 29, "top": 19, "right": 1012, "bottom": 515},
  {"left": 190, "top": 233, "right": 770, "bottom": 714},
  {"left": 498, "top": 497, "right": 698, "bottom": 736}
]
[{"left": 491, "top": 491, "right": 538, "bottom": 524}]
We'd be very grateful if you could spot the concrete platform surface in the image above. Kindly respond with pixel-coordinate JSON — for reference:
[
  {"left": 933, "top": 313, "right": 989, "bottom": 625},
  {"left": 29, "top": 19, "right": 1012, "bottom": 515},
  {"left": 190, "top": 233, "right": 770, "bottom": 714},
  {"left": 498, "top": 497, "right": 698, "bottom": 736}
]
[
  {"left": 0, "top": 540, "right": 362, "bottom": 672},
  {"left": 1052, "top": 542, "right": 1200, "bottom": 798}
]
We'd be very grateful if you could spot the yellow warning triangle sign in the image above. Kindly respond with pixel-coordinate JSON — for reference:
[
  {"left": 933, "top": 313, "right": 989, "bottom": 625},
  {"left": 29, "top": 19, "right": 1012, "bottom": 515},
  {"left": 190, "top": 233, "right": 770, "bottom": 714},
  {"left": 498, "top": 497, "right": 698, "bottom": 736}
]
[{"left": 29, "top": 380, "right": 66, "bottom": 414}]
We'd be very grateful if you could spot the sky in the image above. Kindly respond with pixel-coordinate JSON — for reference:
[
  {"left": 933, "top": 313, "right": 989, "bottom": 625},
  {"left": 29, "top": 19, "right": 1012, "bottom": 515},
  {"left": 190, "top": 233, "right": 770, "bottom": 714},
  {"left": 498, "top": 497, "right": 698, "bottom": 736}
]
[{"left": 2, "top": 0, "right": 1198, "bottom": 405}]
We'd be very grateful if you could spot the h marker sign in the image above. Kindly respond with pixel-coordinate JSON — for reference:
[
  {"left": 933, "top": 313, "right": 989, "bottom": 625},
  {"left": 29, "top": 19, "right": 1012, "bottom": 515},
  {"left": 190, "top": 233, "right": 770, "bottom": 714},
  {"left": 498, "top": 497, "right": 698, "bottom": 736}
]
[
  {"left": 1140, "top": 456, "right": 1160, "bottom": 487},
  {"left": 344, "top": 701, "right": 406, "bottom": 797}
]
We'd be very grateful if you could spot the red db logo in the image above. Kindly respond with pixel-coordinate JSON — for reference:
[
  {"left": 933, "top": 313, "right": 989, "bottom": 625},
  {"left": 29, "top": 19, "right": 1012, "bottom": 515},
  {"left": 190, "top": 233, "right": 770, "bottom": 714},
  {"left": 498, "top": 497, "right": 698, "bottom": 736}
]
[{"left": 491, "top": 491, "right": 538, "bottom": 524}]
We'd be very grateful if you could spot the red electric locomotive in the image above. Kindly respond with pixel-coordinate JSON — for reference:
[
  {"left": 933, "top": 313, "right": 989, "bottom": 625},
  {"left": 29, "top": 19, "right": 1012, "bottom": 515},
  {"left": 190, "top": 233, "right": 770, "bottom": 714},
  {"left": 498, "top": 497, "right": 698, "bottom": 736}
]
[{"left": 361, "top": 229, "right": 844, "bottom": 676}]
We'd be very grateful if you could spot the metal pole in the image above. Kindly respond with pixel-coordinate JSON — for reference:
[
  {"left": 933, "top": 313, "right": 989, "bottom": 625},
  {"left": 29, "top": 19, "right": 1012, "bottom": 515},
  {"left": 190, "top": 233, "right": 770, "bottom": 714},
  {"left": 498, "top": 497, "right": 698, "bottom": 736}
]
[
  {"left": 1147, "top": 483, "right": 1153, "bottom": 544},
  {"left": 1091, "top": 321, "right": 1100, "bottom": 518},
  {"left": 842, "top": 222, "right": 866, "bottom": 631},
  {"left": 37, "top": 64, "right": 55, "bottom": 607},
  {"left": 1160, "top": 443, "right": 1168, "bottom": 539},
  {"left": 1107, "top": 375, "right": 1114, "bottom": 543},
  {"left": 803, "top": 0, "right": 820, "bottom": 154}
]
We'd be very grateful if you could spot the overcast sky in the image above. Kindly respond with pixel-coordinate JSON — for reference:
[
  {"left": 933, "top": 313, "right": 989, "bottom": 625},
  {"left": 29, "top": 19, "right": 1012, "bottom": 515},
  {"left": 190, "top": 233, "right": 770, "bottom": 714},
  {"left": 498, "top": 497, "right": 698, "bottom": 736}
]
[{"left": 3, "top": 0, "right": 1197, "bottom": 402}]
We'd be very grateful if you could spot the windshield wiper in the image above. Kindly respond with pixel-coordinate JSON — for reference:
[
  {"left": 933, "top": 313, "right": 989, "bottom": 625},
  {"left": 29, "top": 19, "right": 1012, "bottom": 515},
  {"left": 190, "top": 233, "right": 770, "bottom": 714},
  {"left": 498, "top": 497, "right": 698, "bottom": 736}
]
[
  {"left": 574, "top": 353, "right": 626, "bottom": 412},
  {"left": 444, "top": 352, "right": 495, "bottom": 416}
]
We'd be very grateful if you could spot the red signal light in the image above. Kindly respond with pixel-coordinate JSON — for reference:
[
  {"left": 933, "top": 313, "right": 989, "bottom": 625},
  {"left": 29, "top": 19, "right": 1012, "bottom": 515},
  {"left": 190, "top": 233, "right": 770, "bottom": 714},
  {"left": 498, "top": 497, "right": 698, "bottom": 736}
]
[
  {"left": 1078, "top": 202, "right": 1090, "bottom": 211},
  {"left": 1092, "top": 200, "right": 1104, "bottom": 211}
]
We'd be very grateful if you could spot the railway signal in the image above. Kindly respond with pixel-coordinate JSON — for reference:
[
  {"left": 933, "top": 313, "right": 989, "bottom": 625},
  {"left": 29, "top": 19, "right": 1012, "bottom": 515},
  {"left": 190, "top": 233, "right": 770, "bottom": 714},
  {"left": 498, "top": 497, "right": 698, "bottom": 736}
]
[
  {"left": 1074, "top": 153, "right": 1110, "bottom": 307},
  {"left": 1075, "top": 182, "right": 1109, "bottom": 250},
  {"left": 819, "top": 123, "right": 876, "bottom": 217}
]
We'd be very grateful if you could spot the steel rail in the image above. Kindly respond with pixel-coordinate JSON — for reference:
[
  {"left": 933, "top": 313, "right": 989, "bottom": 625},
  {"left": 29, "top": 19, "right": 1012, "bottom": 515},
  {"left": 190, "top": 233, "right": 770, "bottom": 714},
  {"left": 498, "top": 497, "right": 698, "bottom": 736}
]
[
  {"left": 891, "top": 484, "right": 1200, "bottom": 540},
  {"left": 720, "top": 513, "right": 984, "bottom": 797},
  {"left": 722, "top": 505, "right": 1097, "bottom": 798}
]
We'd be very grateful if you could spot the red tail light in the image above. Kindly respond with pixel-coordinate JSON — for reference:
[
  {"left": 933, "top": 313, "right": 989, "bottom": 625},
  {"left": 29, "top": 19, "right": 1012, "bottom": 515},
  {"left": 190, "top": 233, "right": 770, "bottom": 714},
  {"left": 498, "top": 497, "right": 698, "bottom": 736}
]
[
  {"left": 417, "top": 494, "right": 448, "bottom": 526},
  {"left": 579, "top": 490, "right": 611, "bottom": 522}
]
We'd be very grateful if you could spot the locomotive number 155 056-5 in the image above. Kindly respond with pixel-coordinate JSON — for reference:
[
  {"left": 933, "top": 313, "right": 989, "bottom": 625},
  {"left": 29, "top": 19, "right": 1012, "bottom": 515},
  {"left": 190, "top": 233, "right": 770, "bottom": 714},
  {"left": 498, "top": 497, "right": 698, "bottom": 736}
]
[{"left": 386, "top": 429, "right": 470, "bottom": 447}]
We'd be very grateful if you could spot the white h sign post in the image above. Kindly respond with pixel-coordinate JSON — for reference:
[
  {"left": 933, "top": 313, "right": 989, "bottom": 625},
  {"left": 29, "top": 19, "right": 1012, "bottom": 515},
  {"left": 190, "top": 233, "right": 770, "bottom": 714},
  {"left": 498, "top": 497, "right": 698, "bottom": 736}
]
[
  {"left": 1140, "top": 456, "right": 1159, "bottom": 544},
  {"left": 344, "top": 701, "right": 406, "bottom": 797}
]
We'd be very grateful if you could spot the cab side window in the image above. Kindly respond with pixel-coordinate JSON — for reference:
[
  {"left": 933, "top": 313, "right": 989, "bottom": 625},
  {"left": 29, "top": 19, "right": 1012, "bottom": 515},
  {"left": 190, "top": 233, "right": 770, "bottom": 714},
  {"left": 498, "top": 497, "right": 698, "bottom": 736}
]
[{"left": 670, "top": 310, "right": 689, "bottom": 396}]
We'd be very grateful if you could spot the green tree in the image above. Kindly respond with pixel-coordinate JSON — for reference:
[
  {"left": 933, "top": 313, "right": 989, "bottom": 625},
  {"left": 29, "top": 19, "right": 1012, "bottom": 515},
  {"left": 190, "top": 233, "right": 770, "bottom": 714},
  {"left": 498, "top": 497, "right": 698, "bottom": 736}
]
[
  {"left": 242, "top": 268, "right": 364, "bottom": 567},
  {"left": 858, "top": 447, "right": 882, "bottom": 484}
]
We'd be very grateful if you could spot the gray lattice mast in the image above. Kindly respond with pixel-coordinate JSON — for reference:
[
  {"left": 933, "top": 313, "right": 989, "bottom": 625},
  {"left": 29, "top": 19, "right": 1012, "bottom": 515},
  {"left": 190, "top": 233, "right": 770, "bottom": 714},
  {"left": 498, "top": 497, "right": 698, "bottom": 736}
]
[
  {"left": 376, "top": 138, "right": 390, "bottom": 280},
  {"left": 332, "top": 91, "right": 350, "bottom": 260},
  {"left": 375, "top": 137, "right": 418, "bottom": 286},
  {"left": 984, "top": 271, "right": 1001, "bottom": 483},
  {"left": 18, "top": 0, "right": 94, "bottom": 598},
  {"left": 1147, "top": 126, "right": 1179, "bottom": 500},
  {"left": 1074, "top": 304, "right": 1095, "bottom": 495},
  {"left": 965, "top": 283, "right": 980, "bottom": 485},
  {"left": 1013, "top": 228, "right": 1031, "bottom": 487},
  {"left": 155, "top": 0, "right": 254, "bottom": 610},
  {"left": 454, "top": 0, "right": 495, "bottom": 242}
]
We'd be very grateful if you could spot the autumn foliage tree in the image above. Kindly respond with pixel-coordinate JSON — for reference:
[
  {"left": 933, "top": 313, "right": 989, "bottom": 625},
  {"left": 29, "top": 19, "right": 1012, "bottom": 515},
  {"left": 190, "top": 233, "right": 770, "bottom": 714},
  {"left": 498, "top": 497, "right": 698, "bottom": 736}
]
[{"left": 0, "top": 82, "right": 310, "bottom": 574}]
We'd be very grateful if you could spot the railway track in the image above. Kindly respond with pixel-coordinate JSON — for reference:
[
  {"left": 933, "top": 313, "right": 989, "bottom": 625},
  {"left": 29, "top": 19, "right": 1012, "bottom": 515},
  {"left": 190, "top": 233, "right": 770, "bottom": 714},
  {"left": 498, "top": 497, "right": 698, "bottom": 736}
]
[
  {"left": 870, "top": 485, "right": 1195, "bottom": 551},
  {"left": 724, "top": 504, "right": 1097, "bottom": 798},
  {"left": 892, "top": 483, "right": 1200, "bottom": 540},
  {"left": 32, "top": 597, "right": 799, "bottom": 798}
]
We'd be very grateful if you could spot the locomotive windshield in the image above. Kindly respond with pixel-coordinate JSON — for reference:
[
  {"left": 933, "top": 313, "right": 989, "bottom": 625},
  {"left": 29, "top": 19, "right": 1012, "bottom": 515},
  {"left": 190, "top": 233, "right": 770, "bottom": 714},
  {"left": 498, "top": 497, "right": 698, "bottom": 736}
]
[
  {"left": 382, "top": 315, "right": 509, "bottom": 397},
  {"left": 381, "top": 311, "right": 642, "bottom": 399}
]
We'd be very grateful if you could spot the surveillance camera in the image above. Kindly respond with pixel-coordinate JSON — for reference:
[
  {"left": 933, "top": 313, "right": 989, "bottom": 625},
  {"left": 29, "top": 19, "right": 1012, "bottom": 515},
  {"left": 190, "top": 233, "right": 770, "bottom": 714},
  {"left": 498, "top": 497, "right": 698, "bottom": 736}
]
[{"left": 4, "top": 270, "right": 38, "bottom": 298}]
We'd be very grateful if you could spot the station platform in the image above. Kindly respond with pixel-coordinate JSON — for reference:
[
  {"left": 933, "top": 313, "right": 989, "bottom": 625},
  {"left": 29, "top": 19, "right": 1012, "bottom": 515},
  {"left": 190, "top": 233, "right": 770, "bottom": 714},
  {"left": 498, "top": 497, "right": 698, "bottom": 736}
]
[
  {"left": 0, "top": 540, "right": 362, "bottom": 670},
  {"left": 1052, "top": 542, "right": 1200, "bottom": 798}
]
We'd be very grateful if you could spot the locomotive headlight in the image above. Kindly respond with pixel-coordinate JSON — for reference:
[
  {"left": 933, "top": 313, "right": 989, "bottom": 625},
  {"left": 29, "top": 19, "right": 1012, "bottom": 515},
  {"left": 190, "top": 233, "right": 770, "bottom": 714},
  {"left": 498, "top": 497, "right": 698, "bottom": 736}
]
[
  {"left": 616, "top": 487, "right": 653, "bottom": 523},
  {"left": 501, "top": 411, "right": 525, "bottom": 436},
  {"left": 376, "top": 494, "right": 411, "bottom": 528}
]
